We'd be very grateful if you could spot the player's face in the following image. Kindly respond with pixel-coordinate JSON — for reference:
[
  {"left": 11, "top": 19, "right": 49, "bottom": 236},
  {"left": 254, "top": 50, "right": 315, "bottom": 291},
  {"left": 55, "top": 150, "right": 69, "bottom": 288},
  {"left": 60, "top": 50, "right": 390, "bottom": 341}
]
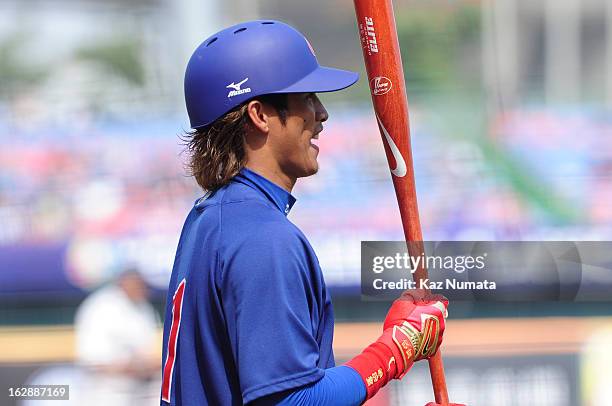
[{"left": 275, "top": 92, "right": 328, "bottom": 179}]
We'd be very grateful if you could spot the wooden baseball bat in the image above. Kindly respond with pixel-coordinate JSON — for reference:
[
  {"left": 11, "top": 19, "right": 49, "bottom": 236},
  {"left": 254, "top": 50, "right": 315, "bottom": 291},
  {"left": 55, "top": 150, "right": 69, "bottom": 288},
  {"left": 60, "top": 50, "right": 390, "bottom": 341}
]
[{"left": 353, "top": 0, "right": 451, "bottom": 404}]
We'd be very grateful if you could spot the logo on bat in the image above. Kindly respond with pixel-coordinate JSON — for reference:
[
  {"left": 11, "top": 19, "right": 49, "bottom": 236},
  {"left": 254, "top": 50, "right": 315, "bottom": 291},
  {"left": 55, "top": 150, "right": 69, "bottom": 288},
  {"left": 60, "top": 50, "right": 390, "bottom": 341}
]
[
  {"left": 227, "top": 78, "right": 251, "bottom": 97},
  {"left": 370, "top": 76, "right": 392, "bottom": 96},
  {"left": 376, "top": 114, "right": 407, "bottom": 177},
  {"left": 364, "top": 17, "right": 379, "bottom": 54}
]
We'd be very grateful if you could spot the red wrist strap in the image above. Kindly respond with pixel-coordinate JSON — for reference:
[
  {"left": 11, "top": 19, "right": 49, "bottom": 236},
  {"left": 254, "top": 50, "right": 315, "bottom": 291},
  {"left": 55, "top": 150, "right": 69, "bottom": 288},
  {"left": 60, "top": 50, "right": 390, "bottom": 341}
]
[{"left": 345, "top": 326, "right": 416, "bottom": 400}]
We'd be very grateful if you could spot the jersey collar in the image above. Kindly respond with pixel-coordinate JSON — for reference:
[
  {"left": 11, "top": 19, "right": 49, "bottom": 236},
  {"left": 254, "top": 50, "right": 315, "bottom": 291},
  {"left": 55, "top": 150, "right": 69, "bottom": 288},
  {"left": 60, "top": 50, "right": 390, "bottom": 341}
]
[{"left": 234, "top": 168, "right": 297, "bottom": 216}]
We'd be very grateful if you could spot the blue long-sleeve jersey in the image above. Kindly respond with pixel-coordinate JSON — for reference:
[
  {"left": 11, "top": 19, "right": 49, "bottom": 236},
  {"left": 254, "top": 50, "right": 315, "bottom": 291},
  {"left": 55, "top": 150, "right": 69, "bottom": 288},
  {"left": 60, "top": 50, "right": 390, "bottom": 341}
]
[{"left": 161, "top": 168, "right": 338, "bottom": 405}]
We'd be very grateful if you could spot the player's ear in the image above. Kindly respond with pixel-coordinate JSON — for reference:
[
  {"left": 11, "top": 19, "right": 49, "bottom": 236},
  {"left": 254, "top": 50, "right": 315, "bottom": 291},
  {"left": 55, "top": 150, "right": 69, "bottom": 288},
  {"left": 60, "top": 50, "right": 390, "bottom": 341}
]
[{"left": 246, "top": 99, "right": 271, "bottom": 134}]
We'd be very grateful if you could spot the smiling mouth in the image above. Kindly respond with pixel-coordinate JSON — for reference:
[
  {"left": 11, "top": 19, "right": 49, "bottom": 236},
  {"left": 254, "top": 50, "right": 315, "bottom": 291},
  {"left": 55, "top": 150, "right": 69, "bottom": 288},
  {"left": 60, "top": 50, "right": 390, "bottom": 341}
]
[{"left": 310, "top": 130, "right": 321, "bottom": 150}]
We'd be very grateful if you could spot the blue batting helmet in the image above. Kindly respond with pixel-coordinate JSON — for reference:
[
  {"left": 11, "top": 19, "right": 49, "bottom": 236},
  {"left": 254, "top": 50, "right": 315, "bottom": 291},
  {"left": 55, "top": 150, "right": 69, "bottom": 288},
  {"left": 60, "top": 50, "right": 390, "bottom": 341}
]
[{"left": 184, "top": 20, "right": 359, "bottom": 129}]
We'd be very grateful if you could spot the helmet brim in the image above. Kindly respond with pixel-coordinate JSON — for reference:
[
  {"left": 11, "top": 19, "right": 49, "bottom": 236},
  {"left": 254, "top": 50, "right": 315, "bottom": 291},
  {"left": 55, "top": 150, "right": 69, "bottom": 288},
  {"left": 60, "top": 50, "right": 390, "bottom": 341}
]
[{"left": 274, "top": 66, "right": 359, "bottom": 94}]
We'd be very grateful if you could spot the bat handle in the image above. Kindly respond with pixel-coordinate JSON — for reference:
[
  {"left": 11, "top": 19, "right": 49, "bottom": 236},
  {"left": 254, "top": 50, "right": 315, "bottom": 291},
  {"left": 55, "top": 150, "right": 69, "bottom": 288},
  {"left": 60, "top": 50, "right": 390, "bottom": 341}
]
[{"left": 428, "top": 351, "right": 450, "bottom": 404}]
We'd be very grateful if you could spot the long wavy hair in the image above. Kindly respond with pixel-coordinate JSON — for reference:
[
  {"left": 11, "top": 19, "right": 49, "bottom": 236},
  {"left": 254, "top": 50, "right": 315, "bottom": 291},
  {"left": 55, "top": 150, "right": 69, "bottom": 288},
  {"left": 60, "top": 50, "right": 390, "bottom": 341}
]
[{"left": 183, "top": 94, "right": 287, "bottom": 191}]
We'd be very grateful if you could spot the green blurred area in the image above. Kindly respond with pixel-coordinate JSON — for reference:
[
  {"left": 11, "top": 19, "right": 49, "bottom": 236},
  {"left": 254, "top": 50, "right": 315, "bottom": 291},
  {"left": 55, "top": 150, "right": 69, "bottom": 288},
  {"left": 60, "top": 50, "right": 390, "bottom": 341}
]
[
  {"left": 75, "top": 37, "right": 145, "bottom": 86},
  {"left": 0, "top": 32, "right": 144, "bottom": 99},
  {"left": 0, "top": 33, "right": 48, "bottom": 97},
  {"left": 397, "top": 4, "right": 482, "bottom": 100}
]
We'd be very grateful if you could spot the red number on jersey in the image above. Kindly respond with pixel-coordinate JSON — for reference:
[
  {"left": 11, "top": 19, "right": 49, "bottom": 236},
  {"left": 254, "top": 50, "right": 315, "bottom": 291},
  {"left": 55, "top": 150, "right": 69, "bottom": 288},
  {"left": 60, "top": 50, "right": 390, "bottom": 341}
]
[{"left": 161, "top": 279, "right": 186, "bottom": 403}]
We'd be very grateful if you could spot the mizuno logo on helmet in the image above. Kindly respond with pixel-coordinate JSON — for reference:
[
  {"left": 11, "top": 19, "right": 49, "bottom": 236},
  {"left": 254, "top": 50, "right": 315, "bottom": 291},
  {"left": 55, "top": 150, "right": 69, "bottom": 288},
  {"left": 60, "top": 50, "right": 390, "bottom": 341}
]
[{"left": 226, "top": 78, "right": 251, "bottom": 97}]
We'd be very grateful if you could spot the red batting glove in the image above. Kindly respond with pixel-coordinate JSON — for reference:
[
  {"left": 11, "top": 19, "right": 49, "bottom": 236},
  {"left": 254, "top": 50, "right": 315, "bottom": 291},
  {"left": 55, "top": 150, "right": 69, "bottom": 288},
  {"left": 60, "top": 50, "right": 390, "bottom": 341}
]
[
  {"left": 384, "top": 290, "right": 448, "bottom": 362},
  {"left": 346, "top": 290, "right": 448, "bottom": 400}
]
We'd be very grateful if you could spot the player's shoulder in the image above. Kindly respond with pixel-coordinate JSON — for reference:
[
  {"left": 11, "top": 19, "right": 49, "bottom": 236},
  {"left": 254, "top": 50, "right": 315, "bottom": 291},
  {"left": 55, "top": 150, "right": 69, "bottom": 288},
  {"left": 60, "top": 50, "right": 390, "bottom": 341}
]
[
  {"left": 213, "top": 181, "right": 290, "bottom": 221},
  {"left": 191, "top": 180, "right": 303, "bottom": 244},
  {"left": 196, "top": 180, "right": 275, "bottom": 211}
]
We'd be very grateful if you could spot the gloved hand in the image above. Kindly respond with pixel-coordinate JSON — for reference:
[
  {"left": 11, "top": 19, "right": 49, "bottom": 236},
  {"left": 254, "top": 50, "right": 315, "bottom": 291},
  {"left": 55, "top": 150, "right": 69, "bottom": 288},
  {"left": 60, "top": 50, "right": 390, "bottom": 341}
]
[
  {"left": 345, "top": 289, "right": 449, "bottom": 400},
  {"left": 384, "top": 289, "right": 449, "bottom": 368}
]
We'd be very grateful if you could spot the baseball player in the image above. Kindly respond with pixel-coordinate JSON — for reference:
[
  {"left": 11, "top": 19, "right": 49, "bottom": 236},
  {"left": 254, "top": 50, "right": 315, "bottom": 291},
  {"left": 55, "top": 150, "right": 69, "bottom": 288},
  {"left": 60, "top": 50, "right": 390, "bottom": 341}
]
[{"left": 161, "top": 20, "right": 455, "bottom": 405}]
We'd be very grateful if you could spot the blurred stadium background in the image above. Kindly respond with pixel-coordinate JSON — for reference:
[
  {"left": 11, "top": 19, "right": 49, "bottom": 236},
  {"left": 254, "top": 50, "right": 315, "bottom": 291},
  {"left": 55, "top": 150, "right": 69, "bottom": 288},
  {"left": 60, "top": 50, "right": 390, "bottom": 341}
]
[{"left": 1, "top": 0, "right": 612, "bottom": 405}]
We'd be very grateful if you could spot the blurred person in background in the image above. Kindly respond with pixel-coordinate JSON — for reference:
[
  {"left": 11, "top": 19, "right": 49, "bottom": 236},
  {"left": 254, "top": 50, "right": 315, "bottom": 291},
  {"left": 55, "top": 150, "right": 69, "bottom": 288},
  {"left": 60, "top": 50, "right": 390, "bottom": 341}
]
[{"left": 74, "top": 268, "right": 160, "bottom": 406}]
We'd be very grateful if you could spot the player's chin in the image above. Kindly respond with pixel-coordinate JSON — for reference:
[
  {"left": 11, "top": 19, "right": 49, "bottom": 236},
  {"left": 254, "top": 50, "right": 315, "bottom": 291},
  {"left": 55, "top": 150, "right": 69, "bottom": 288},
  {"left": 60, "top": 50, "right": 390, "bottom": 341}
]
[
  {"left": 301, "top": 156, "right": 319, "bottom": 177},
  {"left": 303, "top": 162, "right": 318, "bottom": 177},
  {"left": 309, "top": 148, "right": 320, "bottom": 169}
]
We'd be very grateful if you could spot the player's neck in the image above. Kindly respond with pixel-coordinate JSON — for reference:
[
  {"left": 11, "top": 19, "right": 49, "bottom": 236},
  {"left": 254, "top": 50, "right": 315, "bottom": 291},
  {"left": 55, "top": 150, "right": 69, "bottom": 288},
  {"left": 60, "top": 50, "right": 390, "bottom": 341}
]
[{"left": 244, "top": 163, "right": 296, "bottom": 193}]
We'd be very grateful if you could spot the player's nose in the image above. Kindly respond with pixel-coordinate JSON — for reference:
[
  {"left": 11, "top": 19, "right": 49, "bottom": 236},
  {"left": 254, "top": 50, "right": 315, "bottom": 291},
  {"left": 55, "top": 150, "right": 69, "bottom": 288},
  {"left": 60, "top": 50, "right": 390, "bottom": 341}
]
[{"left": 314, "top": 94, "right": 329, "bottom": 123}]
